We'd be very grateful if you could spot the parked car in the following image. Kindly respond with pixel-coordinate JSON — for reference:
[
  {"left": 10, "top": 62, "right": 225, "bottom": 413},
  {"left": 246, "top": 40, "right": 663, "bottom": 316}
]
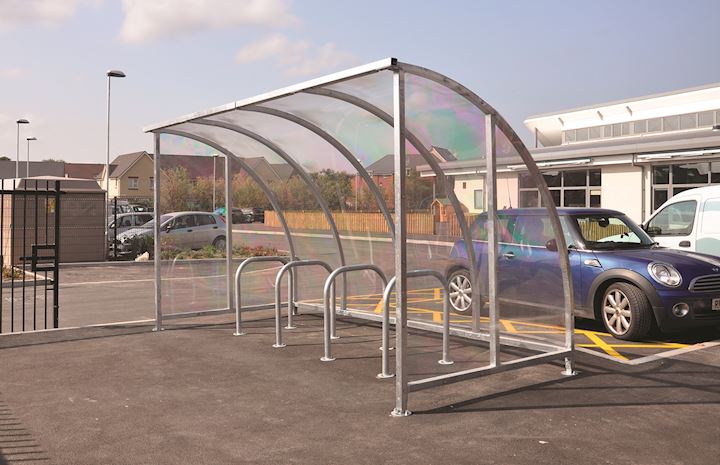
[
  {"left": 233, "top": 208, "right": 255, "bottom": 224},
  {"left": 107, "top": 213, "right": 154, "bottom": 238},
  {"left": 111, "top": 211, "right": 226, "bottom": 257},
  {"left": 446, "top": 208, "right": 720, "bottom": 340},
  {"left": 643, "top": 185, "right": 720, "bottom": 256},
  {"left": 251, "top": 207, "right": 265, "bottom": 223}
]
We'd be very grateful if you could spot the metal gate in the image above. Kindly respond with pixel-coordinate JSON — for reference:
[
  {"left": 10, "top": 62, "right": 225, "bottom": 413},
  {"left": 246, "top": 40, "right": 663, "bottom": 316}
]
[{"left": 0, "top": 179, "right": 61, "bottom": 334}]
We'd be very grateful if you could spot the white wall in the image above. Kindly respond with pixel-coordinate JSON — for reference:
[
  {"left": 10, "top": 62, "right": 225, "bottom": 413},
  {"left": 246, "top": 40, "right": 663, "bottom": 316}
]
[
  {"left": 601, "top": 165, "right": 643, "bottom": 222},
  {"left": 453, "top": 172, "right": 518, "bottom": 213}
]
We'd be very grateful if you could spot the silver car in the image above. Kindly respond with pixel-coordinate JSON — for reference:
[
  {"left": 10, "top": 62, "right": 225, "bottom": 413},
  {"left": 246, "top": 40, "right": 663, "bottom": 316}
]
[
  {"left": 107, "top": 213, "right": 154, "bottom": 238},
  {"left": 113, "top": 211, "right": 226, "bottom": 257}
]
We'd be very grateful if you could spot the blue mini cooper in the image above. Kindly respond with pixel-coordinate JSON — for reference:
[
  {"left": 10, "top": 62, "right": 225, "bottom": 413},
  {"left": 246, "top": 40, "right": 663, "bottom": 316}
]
[{"left": 446, "top": 208, "right": 720, "bottom": 340}]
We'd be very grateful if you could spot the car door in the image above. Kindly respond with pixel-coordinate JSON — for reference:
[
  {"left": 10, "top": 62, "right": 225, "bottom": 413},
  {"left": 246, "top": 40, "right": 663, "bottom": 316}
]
[
  {"left": 168, "top": 214, "right": 197, "bottom": 249},
  {"left": 194, "top": 214, "right": 220, "bottom": 247},
  {"left": 697, "top": 197, "right": 720, "bottom": 256},
  {"left": 645, "top": 198, "right": 699, "bottom": 250},
  {"left": 503, "top": 214, "right": 570, "bottom": 308}
]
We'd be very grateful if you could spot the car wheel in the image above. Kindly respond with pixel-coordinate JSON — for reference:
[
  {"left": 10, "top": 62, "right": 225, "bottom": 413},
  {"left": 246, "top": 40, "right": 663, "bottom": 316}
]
[
  {"left": 213, "top": 236, "right": 226, "bottom": 250},
  {"left": 600, "top": 282, "right": 653, "bottom": 341},
  {"left": 448, "top": 268, "right": 473, "bottom": 315}
]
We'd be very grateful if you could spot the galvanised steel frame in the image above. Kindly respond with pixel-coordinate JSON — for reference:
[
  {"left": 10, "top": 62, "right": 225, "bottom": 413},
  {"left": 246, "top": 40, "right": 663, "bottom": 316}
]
[{"left": 145, "top": 58, "right": 576, "bottom": 416}]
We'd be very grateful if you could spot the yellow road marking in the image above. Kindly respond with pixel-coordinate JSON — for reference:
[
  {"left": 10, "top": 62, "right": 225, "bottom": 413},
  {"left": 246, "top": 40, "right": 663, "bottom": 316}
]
[
  {"left": 583, "top": 332, "right": 628, "bottom": 361},
  {"left": 501, "top": 319, "right": 518, "bottom": 333}
]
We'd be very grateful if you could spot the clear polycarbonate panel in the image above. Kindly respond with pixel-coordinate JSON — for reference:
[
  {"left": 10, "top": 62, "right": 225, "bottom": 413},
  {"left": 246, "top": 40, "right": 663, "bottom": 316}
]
[
  {"left": 259, "top": 90, "right": 395, "bottom": 167},
  {"left": 496, "top": 169, "right": 569, "bottom": 356},
  {"left": 153, "top": 139, "right": 229, "bottom": 316},
  {"left": 323, "top": 70, "right": 394, "bottom": 116},
  {"left": 404, "top": 73, "right": 488, "bottom": 162}
]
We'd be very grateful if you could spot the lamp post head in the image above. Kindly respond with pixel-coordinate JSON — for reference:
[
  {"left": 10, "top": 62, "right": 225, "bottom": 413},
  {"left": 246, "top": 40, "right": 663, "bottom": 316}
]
[
  {"left": 106, "top": 69, "right": 126, "bottom": 78},
  {"left": 26, "top": 137, "right": 37, "bottom": 141},
  {"left": 17, "top": 119, "right": 29, "bottom": 124}
]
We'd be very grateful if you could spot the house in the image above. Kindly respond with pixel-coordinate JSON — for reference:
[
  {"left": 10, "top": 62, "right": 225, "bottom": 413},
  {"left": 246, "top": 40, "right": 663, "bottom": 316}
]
[{"left": 98, "top": 151, "right": 295, "bottom": 200}]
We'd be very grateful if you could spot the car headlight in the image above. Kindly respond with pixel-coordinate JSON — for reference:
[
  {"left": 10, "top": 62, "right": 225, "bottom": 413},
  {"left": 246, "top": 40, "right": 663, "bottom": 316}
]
[{"left": 647, "top": 262, "right": 682, "bottom": 287}]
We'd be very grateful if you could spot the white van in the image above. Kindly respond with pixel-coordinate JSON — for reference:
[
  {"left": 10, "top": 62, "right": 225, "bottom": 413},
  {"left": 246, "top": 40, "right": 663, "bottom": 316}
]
[{"left": 643, "top": 185, "right": 720, "bottom": 256}]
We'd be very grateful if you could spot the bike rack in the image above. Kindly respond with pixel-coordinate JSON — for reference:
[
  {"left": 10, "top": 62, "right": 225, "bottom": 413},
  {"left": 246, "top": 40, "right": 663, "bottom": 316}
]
[
  {"left": 379, "top": 269, "right": 453, "bottom": 378},
  {"left": 234, "top": 255, "right": 293, "bottom": 336},
  {"left": 321, "top": 264, "right": 388, "bottom": 362},
  {"left": 273, "top": 260, "right": 334, "bottom": 348}
]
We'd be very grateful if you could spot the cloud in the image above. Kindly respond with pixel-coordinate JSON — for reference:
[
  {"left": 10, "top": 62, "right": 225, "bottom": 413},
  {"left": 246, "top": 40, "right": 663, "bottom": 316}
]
[
  {"left": 236, "top": 34, "right": 357, "bottom": 77},
  {"left": 0, "top": 67, "right": 25, "bottom": 79},
  {"left": 120, "top": 0, "right": 297, "bottom": 43},
  {"left": 0, "top": 0, "right": 79, "bottom": 29}
]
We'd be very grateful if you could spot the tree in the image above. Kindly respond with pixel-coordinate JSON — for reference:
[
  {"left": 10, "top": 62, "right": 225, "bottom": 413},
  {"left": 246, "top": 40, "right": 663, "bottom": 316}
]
[
  {"left": 160, "top": 167, "right": 193, "bottom": 212},
  {"left": 311, "top": 169, "right": 353, "bottom": 211}
]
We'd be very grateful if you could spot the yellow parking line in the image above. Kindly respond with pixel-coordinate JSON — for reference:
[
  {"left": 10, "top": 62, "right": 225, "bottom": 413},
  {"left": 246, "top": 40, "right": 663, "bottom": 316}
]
[
  {"left": 501, "top": 319, "right": 518, "bottom": 333},
  {"left": 583, "top": 332, "right": 628, "bottom": 360}
]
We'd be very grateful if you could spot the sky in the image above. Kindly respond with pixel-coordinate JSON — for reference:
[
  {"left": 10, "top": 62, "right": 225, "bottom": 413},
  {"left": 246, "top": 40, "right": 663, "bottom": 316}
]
[{"left": 1, "top": 0, "right": 719, "bottom": 164}]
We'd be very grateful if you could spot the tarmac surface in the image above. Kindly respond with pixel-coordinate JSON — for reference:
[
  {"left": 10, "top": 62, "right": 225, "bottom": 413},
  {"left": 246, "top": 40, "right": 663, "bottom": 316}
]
[{"left": 1, "top": 313, "right": 720, "bottom": 465}]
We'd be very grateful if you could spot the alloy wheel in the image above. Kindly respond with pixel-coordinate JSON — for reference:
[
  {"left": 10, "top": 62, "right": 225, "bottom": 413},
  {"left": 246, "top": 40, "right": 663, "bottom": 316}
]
[{"left": 602, "top": 288, "right": 632, "bottom": 336}]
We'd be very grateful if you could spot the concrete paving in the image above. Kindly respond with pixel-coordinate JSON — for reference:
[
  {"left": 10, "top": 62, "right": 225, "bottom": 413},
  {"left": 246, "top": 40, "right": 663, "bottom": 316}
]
[{"left": 1, "top": 313, "right": 720, "bottom": 465}]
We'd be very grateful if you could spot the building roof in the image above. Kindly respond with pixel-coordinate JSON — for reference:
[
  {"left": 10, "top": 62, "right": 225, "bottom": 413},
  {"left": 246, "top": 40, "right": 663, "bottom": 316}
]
[
  {"left": 109, "top": 151, "right": 149, "bottom": 178},
  {"left": 64, "top": 163, "right": 104, "bottom": 180},
  {"left": 525, "top": 82, "right": 720, "bottom": 147},
  {"left": 0, "top": 160, "right": 65, "bottom": 179},
  {"left": 365, "top": 148, "right": 455, "bottom": 176},
  {"left": 270, "top": 163, "right": 295, "bottom": 181}
]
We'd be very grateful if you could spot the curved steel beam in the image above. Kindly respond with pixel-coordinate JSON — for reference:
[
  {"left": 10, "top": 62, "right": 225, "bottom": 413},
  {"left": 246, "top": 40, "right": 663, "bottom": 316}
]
[
  {"left": 241, "top": 105, "right": 395, "bottom": 238},
  {"left": 191, "top": 118, "right": 348, "bottom": 274},
  {"left": 397, "top": 62, "right": 575, "bottom": 354},
  {"left": 157, "top": 128, "right": 298, "bottom": 261},
  {"left": 303, "top": 87, "right": 478, "bottom": 313}
]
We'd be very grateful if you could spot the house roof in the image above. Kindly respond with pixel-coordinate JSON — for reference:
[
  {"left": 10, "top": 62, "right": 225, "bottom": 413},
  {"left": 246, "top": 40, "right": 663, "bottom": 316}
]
[
  {"left": 365, "top": 153, "right": 433, "bottom": 176},
  {"left": 109, "top": 151, "right": 149, "bottom": 178},
  {"left": 0, "top": 160, "right": 65, "bottom": 179},
  {"left": 270, "top": 163, "right": 295, "bottom": 181},
  {"left": 64, "top": 163, "right": 104, "bottom": 180}
]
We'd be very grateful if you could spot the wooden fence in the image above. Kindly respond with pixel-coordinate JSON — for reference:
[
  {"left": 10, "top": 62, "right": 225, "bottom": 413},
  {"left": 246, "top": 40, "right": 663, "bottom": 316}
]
[{"left": 264, "top": 211, "right": 443, "bottom": 236}]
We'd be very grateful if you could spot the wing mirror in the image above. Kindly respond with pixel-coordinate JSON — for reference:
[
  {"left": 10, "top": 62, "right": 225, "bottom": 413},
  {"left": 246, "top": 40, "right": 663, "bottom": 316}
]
[{"left": 545, "top": 239, "right": 558, "bottom": 252}]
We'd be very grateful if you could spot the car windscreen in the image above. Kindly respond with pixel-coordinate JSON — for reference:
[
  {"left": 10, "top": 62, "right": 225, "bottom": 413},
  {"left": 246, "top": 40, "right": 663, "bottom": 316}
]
[{"left": 572, "top": 214, "right": 655, "bottom": 249}]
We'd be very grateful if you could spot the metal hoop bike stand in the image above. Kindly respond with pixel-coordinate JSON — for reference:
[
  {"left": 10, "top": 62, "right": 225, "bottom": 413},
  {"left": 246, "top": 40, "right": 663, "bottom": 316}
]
[
  {"left": 321, "top": 264, "right": 388, "bottom": 362},
  {"left": 234, "top": 256, "right": 294, "bottom": 336},
  {"left": 273, "top": 260, "right": 334, "bottom": 348},
  {"left": 380, "top": 269, "right": 453, "bottom": 379}
]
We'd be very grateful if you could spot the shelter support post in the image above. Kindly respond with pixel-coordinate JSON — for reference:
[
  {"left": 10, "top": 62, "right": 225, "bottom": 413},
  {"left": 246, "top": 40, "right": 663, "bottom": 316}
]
[
  {"left": 225, "top": 154, "right": 233, "bottom": 313},
  {"left": 391, "top": 69, "right": 410, "bottom": 417},
  {"left": 485, "top": 114, "right": 500, "bottom": 367},
  {"left": 153, "top": 132, "right": 163, "bottom": 332}
]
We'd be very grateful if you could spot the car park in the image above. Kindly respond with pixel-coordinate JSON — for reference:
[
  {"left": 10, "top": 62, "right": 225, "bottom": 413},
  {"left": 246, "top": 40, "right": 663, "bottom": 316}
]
[
  {"left": 446, "top": 208, "right": 720, "bottom": 340},
  {"left": 643, "top": 185, "right": 720, "bottom": 256},
  {"left": 111, "top": 211, "right": 226, "bottom": 257}
]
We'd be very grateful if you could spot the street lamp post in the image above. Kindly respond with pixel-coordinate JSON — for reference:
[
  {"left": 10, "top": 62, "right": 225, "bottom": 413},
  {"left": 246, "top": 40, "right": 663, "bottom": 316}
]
[
  {"left": 26, "top": 137, "right": 37, "bottom": 178},
  {"left": 105, "top": 69, "right": 126, "bottom": 230},
  {"left": 16, "top": 119, "right": 29, "bottom": 178}
]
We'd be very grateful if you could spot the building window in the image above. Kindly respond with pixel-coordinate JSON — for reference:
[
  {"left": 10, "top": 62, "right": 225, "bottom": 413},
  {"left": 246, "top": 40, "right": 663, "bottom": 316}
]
[
  {"left": 651, "top": 160, "right": 720, "bottom": 210},
  {"left": 128, "top": 177, "right": 139, "bottom": 190},
  {"left": 561, "top": 109, "right": 720, "bottom": 145},
  {"left": 462, "top": 182, "right": 467, "bottom": 189},
  {"left": 150, "top": 177, "right": 154, "bottom": 189},
  {"left": 518, "top": 169, "right": 601, "bottom": 208},
  {"left": 473, "top": 189, "right": 484, "bottom": 210}
]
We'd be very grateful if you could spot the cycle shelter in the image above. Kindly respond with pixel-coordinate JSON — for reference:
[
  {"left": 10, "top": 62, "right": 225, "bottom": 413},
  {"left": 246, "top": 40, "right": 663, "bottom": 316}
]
[{"left": 145, "top": 58, "right": 575, "bottom": 415}]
